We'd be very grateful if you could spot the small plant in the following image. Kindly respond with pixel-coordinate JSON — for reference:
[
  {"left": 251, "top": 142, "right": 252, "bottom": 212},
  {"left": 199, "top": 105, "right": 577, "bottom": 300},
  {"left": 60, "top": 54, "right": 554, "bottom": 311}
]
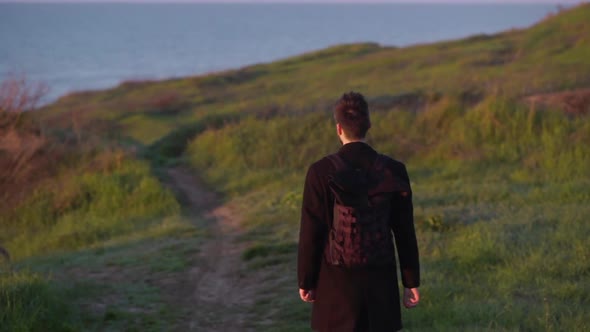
[
  {"left": 421, "top": 215, "right": 448, "bottom": 232},
  {"left": 427, "top": 215, "right": 444, "bottom": 231}
]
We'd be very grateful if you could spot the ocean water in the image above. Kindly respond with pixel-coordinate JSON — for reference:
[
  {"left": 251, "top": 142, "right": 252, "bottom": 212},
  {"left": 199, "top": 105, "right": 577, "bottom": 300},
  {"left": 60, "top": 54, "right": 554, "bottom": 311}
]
[{"left": 0, "top": 3, "right": 561, "bottom": 103}]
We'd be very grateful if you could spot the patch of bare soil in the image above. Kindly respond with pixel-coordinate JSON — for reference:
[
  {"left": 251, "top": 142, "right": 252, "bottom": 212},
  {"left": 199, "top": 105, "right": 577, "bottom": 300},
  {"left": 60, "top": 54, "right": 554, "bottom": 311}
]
[
  {"left": 524, "top": 88, "right": 590, "bottom": 115},
  {"left": 164, "top": 168, "right": 263, "bottom": 332}
]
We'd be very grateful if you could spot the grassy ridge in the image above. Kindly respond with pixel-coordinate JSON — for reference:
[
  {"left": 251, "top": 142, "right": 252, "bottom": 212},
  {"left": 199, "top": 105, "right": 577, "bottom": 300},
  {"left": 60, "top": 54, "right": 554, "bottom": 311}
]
[
  {"left": 39, "top": 4, "right": 590, "bottom": 147},
  {"left": 2, "top": 3, "right": 590, "bottom": 331}
]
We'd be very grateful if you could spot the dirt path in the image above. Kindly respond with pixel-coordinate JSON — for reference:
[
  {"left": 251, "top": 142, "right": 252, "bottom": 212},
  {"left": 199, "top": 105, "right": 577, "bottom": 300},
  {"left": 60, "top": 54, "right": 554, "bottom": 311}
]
[{"left": 165, "top": 168, "right": 259, "bottom": 331}]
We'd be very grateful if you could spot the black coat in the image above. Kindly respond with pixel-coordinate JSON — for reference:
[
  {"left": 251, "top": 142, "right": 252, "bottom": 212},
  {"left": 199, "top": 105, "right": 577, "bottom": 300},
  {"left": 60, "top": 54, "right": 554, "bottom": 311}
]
[{"left": 297, "top": 142, "right": 420, "bottom": 332}]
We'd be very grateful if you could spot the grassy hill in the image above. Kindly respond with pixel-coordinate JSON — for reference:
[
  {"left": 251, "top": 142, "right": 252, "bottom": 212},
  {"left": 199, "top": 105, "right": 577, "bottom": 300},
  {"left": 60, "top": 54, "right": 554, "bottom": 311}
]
[
  {"left": 39, "top": 3, "right": 590, "bottom": 146},
  {"left": 2, "top": 3, "right": 590, "bottom": 331}
]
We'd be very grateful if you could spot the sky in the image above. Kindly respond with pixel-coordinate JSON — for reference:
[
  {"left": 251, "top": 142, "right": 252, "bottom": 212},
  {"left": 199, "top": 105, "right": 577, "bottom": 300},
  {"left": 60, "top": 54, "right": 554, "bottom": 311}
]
[{"left": 0, "top": 0, "right": 583, "bottom": 3}]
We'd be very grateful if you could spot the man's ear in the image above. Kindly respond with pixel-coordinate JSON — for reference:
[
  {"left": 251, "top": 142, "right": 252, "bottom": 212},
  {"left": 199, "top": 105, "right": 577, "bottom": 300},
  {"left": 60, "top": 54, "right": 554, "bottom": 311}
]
[{"left": 336, "top": 123, "right": 343, "bottom": 136}]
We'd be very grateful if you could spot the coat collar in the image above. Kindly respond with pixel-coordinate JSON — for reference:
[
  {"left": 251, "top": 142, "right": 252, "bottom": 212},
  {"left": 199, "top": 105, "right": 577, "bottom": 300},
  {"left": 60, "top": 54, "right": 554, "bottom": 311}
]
[{"left": 337, "top": 142, "right": 378, "bottom": 168}]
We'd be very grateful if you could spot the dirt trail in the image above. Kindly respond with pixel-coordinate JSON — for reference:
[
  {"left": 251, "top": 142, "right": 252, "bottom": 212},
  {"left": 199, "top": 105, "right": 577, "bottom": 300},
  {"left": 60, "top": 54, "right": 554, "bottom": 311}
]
[{"left": 165, "top": 168, "right": 259, "bottom": 332}]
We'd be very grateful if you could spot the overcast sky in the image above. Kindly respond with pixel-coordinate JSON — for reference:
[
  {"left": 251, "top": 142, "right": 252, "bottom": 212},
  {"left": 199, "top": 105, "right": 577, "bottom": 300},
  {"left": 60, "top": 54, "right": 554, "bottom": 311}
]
[{"left": 0, "top": 0, "right": 583, "bottom": 3}]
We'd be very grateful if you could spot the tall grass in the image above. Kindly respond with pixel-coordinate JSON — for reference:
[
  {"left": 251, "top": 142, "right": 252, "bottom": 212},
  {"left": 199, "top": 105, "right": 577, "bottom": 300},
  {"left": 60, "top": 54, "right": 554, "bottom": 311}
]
[
  {"left": 0, "top": 271, "right": 78, "bottom": 332},
  {"left": 187, "top": 97, "right": 589, "bottom": 185},
  {"left": 1, "top": 151, "right": 180, "bottom": 260}
]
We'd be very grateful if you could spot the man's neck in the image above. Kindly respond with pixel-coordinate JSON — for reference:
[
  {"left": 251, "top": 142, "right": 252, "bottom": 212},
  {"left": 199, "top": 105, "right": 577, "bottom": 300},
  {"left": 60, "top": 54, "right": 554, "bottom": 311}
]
[{"left": 341, "top": 138, "right": 366, "bottom": 145}]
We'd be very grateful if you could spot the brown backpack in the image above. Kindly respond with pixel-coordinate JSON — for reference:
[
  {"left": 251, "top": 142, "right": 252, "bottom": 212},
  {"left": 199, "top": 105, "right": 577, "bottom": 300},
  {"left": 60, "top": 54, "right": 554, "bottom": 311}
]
[{"left": 326, "top": 154, "right": 403, "bottom": 268}]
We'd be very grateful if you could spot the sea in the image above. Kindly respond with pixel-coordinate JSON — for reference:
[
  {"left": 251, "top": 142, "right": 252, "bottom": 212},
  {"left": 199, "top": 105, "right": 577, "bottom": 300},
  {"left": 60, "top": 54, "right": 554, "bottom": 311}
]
[{"left": 0, "top": 3, "right": 564, "bottom": 104}]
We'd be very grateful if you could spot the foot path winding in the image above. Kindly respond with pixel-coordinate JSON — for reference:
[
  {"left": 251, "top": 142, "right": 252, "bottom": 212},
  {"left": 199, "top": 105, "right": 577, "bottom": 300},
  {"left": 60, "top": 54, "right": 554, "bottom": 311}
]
[{"left": 166, "top": 168, "right": 260, "bottom": 332}]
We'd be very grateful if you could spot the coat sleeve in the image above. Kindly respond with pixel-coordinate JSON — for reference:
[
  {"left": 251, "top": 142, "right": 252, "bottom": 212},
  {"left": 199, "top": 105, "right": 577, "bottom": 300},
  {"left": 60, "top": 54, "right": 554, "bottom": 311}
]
[
  {"left": 297, "top": 163, "right": 328, "bottom": 290},
  {"left": 391, "top": 163, "right": 420, "bottom": 289}
]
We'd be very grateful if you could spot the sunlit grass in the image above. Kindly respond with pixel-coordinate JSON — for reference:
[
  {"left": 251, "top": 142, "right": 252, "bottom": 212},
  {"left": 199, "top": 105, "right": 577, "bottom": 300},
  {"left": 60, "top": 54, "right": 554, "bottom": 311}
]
[{"left": 2, "top": 156, "right": 180, "bottom": 260}]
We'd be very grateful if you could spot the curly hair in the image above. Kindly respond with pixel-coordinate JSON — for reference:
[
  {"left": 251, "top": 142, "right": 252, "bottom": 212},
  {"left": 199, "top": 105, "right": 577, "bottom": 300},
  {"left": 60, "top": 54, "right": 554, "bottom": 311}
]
[{"left": 333, "top": 91, "right": 371, "bottom": 140}]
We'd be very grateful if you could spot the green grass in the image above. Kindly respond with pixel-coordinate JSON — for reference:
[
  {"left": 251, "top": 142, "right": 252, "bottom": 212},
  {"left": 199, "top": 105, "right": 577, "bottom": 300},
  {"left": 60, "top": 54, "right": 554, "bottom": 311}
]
[
  {"left": 1, "top": 154, "right": 180, "bottom": 260},
  {"left": 207, "top": 165, "right": 590, "bottom": 331},
  {"left": 1, "top": 215, "right": 202, "bottom": 331},
  {"left": 185, "top": 95, "right": 589, "bottom": 185},
  {"left": 0, "top": 271, "right": 79, "bottom": 332},
  {"left": 0, "top": 149, "right": 195, "bottom": 331}
]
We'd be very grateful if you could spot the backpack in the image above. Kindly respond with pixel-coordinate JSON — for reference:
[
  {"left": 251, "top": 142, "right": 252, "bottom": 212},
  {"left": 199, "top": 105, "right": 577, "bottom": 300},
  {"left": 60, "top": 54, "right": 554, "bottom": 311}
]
[{"left": 325, "top": 153, "right": 404, "bottom": 268}]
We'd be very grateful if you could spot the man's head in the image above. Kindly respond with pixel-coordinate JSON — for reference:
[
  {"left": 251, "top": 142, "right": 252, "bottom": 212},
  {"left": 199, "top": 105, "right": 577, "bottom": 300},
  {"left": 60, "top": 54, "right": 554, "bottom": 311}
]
[{"left": 334, "top": 91, "right": 371, "bottom": 142}]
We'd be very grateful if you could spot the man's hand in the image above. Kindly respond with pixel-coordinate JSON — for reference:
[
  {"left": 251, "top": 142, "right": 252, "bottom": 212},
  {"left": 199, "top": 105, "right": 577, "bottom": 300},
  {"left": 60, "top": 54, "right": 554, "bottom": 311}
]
[
  {"left": 299, "top": 288, "right": 316, "bottom": 303},
  {"left": 403, "top": 287, "right": 420, "bottom": 308}
]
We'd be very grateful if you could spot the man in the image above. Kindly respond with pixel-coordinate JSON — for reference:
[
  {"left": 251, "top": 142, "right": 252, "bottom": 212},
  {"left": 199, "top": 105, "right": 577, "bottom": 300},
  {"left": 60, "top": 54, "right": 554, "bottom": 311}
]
[{"left": 297, "top": 92, "right": 420, "bottom": 331}]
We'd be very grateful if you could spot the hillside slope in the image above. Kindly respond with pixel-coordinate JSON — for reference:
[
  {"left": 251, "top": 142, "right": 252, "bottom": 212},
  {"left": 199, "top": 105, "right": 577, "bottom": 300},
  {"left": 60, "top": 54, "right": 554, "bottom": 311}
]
[{"left": 38, "top": 3, "right": 590, "bottom": 148}]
